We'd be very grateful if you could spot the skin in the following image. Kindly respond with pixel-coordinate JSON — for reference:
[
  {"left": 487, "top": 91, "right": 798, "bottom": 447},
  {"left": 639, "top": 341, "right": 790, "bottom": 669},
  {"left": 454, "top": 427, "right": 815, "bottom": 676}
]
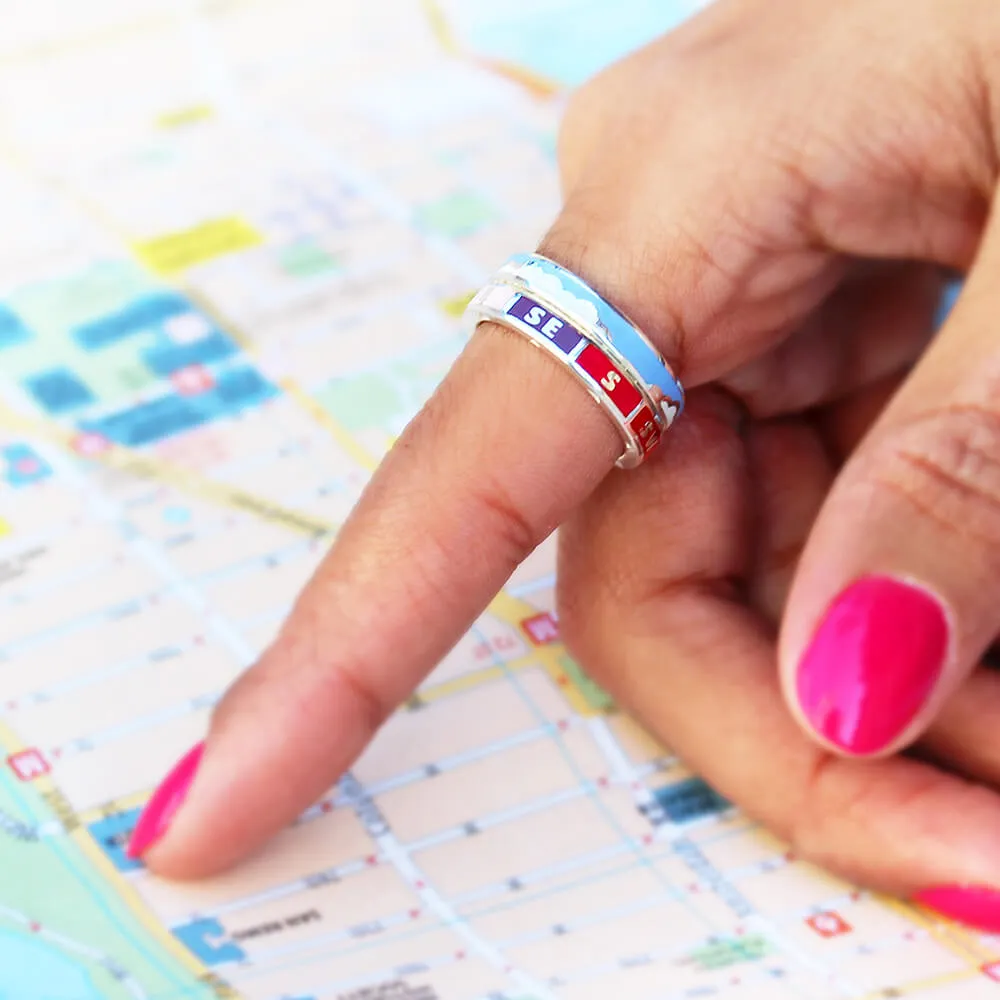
[{"left": 143, "top": 0, "right": 1000, "bottom": 903}]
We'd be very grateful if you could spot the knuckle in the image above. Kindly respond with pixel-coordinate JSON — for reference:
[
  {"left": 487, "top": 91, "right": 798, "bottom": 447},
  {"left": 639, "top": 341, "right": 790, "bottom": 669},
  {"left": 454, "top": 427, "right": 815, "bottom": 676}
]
[
  {"left": 292, "top": 624, "right": 396, "bottom": 734},
  {"left": 466, "top": 476, "right": 545, "bottom": 575},
  {"left": 789, "top": 754, "right": 940, "bottom": 876},
  {"left": 790, "top": 750, "right": 1000, "bottom": 885},
  {"left": 787, "top": 755, "right": 874, "bottom": 867},
  {"left": 555, "top": 49, "right": 654, "bottom": 192},
  {"left": 867, "top": 405, "right": 1000, "bottom": 564},
  {"left": 334, "top": 660, "right": 394, "bottom": 737}
]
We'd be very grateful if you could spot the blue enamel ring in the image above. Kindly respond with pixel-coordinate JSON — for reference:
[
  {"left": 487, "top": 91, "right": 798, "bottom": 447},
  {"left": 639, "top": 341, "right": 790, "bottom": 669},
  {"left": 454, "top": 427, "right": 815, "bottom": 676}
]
[
  {"left": 466, "top": 253, "right": 684, "bottom": 468},
  {"left": 496, "top": 253, "right": 684, "bottom": 418}
]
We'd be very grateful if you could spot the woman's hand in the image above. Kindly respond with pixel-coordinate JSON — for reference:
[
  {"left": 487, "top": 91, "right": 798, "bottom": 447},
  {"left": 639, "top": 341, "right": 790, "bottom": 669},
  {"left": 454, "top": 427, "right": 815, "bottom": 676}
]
[{"left": 136, "top": 0, "right": 1000, "bottom": 928}]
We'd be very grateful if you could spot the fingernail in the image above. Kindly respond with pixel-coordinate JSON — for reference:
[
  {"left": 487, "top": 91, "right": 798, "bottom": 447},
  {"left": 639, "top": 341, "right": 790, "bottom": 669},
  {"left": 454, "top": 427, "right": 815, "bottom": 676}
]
[
  {"left": 915, "top": 885, "right": 1000, "bottom": 933},
  {"left": 126, "top": 742, "right": 204, "bottom": 859},
  {"left": 795, "top": 576, "right": 949, "bottom": 754}
]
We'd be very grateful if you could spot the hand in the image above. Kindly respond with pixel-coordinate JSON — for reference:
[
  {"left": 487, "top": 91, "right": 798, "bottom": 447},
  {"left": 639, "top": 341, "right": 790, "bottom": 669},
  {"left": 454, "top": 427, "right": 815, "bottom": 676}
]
[{"left": 135, "top": 0, "right": 1000, "bottom": 929}]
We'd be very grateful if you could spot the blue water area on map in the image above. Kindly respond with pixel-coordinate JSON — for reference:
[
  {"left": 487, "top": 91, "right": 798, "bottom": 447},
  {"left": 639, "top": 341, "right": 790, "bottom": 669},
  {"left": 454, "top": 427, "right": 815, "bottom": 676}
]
[
  {"left": 24, "top": 367, "right": 97, "bottom": 415},
  {"left": 654, "top": 777, "right": 730, "bottom": 823},
  {"left": 88, "top": 809, "right": 143, "bottom": 873},
  {"left": 173, "top": 918, "right": 245, "bottom": 967},
  {"left": 0, "top": 929, "right": 101, "bottom": 1000},
  {"left": 458, "top": 0, "right": 704, "bottom": 87},
  {"left": 72, "top": 292, "right": 192, "bottom": 351},
  {"left": 81, "top": 366, "right": 279, "bottom": 447},
  {"left": 0, "top": 305, "right": 31, "bottom": 350},
  {"left": 141, "top": 330, "right": 238, "bottom": 376},
  {"left": 2, "top": 444, "right": 53, "bottom": 489}
]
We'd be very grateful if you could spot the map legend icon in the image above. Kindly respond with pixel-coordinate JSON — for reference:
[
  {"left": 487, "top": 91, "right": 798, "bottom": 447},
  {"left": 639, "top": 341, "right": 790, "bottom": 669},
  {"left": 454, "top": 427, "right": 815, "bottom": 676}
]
[
  {"left": 806, "top": 912, "right": 853, "bottom": 939},
  {"left": 7, "top": 748, "right": 50, "bottom": 782},
  {"left": 521, "top": 612, "right": 559, "bottom": 645}
]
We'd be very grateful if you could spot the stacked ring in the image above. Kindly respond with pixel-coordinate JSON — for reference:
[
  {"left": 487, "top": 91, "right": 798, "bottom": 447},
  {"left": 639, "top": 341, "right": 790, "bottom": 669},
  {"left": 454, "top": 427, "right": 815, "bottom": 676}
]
[{"left": 465, "top": 253, "right": 684, "bottom": 469}]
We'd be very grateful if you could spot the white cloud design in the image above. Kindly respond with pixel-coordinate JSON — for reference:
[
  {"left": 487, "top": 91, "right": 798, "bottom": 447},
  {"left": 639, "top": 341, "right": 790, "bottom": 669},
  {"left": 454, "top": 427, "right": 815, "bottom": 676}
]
[{"left": 520, "top": 262, "right": 602, "bottom": 330}]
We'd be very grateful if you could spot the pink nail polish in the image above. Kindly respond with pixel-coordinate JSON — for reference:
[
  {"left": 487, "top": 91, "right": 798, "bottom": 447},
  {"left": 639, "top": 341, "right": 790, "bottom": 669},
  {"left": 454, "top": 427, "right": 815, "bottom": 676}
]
[
  {"left": 915, "top": 885, "right": 1000, "bottom": 933},
  {"left": 795, "top": 576, "right": 949, "bottom": 754},
  {"left": 126, "top": 742, "right": 204, "bottom": 859}
]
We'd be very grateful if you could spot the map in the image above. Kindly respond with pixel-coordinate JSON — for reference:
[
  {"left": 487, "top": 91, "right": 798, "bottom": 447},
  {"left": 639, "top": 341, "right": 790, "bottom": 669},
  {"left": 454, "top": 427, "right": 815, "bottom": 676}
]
[{"left": 0, "top": 1, "right": 997, "bottom": 998}]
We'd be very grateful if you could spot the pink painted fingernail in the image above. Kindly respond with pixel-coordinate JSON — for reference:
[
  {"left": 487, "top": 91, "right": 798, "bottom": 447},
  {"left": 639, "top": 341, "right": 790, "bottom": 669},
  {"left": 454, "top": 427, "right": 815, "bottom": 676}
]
[
  {"left": 126, "top": 742, "right": 204, "bottom": 859},
  {"left": 915, "top": 885, "right": 1000, "bottom": 933},
  {"left": 795, "top": 576, "right": 949, "bottom": 754}
]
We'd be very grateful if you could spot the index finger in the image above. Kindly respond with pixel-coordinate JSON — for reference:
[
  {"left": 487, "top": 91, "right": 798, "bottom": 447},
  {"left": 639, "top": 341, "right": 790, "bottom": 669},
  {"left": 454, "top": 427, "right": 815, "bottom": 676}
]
[{"left": 135, "top": 310, "right": 622, "bottom": 877}]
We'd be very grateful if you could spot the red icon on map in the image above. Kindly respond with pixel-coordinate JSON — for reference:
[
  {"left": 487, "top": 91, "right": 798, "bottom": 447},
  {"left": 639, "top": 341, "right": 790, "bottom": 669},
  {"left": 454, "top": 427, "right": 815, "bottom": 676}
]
[
  {"left": 521, "top": 612, "right": 559, "bottom": 645},
  {"left": 983, "top": 962, "right": 1000, "bottom": 981},
  {"left": 171, "top": 365, "right": 215, "bottom": 396},
  {"left": 72, "top": 432, "right": 111, "bottom": 456},
  {"left": 805, "top": 912, "right": 853, "bottom": 938},
  {"left": 8, "top": 748, "right": 50, "bottom": 782}
]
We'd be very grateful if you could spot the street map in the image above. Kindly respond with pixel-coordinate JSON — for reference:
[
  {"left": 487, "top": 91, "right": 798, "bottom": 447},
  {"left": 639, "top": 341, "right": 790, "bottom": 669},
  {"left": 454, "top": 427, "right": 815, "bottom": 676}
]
[{"left": 0, "top": 1, "right": 997, "bottom": 998}]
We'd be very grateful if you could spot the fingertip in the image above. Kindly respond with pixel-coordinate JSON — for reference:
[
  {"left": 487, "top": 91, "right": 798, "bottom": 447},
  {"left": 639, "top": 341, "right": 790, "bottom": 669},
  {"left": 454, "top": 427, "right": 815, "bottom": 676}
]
[
  {"left": 781, "top": 221, "right": 1000, "bottom": 768},
  {"left": 781, "top": 575, "right": 953, "bottom": 759},
  {"left": 125, "top": 741, "right": 205, "bottom": 865},
  {"left": 134, "top": 655, "right": 374, "bottom": 879}
]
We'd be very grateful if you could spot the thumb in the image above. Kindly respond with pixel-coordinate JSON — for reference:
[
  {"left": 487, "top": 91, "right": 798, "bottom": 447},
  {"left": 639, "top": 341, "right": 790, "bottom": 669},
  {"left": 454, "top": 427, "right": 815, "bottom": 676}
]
[{"left": 780, "top": 193, "right": 1000, "bottom": 757}]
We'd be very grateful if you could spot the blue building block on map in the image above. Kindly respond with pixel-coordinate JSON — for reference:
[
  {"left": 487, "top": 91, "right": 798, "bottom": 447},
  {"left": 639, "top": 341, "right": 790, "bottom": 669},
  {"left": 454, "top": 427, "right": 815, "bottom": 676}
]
[
  {"left": 172, "top": 918, "right": 245, "bottom": 966},
  {"left": 210, "top": 367, "right": 278, "bottom": 411},
  {"left": 87, "top": 810, "right": 143, "bottom": 873},
  {"left": 73, "top": 293, "right": 192, "bottom": 350},
  {"left": 141, "top": 331, "right": 238, "bottom": 376},
  {"left": 653, "top": 777, "right": 730, "bottom": 825},
  {"left": 82, "top": 367, "right": 278, "bottom": 447},
  {"left": 24, "top": 368, "right": 96, "bottom": 414},
  {"left": 0, "top": 305, "right": 31, "bottom": 349},
  {"left": 2, "top": 444, "right": 52, "bottom": 488},
  {"left": 83, "top": 394, "right": 207, "bottom": 447}
]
